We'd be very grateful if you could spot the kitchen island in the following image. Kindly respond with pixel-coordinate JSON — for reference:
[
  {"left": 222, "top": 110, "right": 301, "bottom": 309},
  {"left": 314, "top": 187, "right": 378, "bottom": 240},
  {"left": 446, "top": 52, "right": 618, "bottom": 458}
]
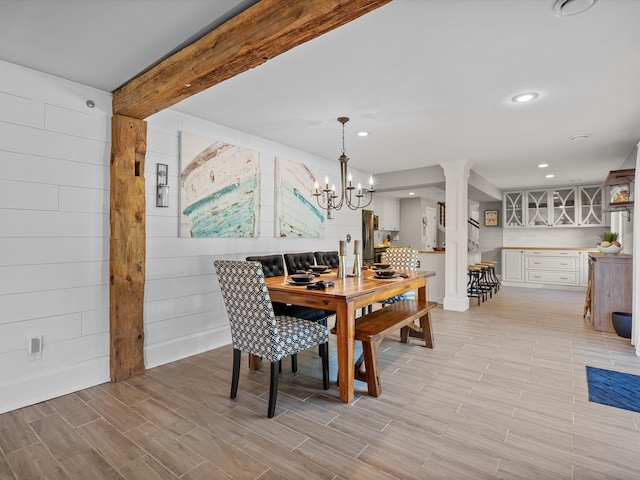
[{"left": 587, "top": 252, "right": 633, "bottom": 333}]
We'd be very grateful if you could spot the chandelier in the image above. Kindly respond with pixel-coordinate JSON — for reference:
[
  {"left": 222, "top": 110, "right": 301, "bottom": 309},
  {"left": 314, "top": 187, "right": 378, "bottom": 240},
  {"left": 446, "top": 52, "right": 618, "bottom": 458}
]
[{"left": 313, "top": 117, "right": 375, "bottom": 219}]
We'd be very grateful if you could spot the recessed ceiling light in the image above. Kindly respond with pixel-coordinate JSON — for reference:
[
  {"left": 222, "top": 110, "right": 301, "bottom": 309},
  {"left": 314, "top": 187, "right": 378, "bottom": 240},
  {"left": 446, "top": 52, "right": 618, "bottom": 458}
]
[
  {"left": 538, "top": 163, "right": 549, "bottom": 168},
  {"left": 408, "top": 192, "right": 415, "bottom": 196},
  {"left": 545, "top": 174, "right": 555, "bottom": 178},
  {"left": 569, "top": 134, "right": 590, "bottom": 141},
  {"left": 357, "top": 131, "right": 369, "bottom": 137},
  {"left": 511, "top": 92, "right": 539, "bottom": 103},
  {"left": 553, "top": 0, "right": 598, "bottom": 17}
]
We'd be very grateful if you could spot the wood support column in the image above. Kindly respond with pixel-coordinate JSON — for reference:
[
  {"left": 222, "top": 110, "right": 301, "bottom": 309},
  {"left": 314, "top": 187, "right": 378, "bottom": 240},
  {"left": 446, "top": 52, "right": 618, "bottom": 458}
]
[{"left": 110, "top": 115, "right": 147, "bottom": 382}]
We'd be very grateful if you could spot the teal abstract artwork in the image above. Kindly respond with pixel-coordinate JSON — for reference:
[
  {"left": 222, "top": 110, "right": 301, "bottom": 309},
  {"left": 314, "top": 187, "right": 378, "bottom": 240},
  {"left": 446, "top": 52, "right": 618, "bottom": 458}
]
[
  {"left": 180, "top": 132, "right": 260, "bottom": 238},
  {"left": 275, "top": 158, "right": 325, "bottom": 237}
]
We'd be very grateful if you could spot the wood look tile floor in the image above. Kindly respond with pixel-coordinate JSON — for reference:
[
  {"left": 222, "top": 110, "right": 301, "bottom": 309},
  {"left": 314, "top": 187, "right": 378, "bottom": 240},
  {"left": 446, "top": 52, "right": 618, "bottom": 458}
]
[{"left": 2, "top": 286, "right": 640, "bottom": 479}]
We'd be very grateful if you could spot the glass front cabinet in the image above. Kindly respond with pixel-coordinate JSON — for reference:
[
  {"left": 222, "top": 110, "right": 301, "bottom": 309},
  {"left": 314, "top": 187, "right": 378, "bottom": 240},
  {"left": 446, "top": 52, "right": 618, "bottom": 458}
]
[
  {"left": 504, "top": 191, "right": 524, "bottom": 227},
  {"left": 526, "top": 189, "right": 551, "bottom": 227},
  {"left": 578, "top": 185, "right": 605, "bottom": 225},
  {"left": 503, "top": 185, "right": 604, "bottom": 228}
]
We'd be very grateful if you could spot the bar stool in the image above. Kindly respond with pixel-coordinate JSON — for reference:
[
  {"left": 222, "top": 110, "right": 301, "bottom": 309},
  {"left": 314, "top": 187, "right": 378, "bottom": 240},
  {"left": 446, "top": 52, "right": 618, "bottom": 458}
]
[
  {"left": 485, "top": 261, "right": 500, "bottom": 293},
  {"left": 474, "top": 264, "right": 493, "bottom": 300},
  {"left": 477, "top": 261, "right": 499, "bottom": 295},
  {"left": 467, "top": 266, "right": 484, "bottom": 305}
]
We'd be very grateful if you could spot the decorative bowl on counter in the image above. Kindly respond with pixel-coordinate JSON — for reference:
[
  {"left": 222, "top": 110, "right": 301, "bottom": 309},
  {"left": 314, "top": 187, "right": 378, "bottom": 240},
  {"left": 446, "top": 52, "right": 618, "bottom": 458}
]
[{"left": 597, "top": 244, "right": 623, "bottom": 254}]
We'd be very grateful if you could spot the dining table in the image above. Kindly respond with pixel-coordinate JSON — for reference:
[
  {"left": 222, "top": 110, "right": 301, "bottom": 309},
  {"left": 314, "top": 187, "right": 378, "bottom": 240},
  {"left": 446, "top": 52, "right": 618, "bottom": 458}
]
[{"left": 259, "top": 267, "right": 435, "bottom": 403}]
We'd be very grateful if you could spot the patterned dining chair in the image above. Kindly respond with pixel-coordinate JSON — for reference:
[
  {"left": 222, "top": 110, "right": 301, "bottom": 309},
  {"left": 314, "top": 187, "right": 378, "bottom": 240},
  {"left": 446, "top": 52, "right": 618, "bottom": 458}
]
[
  {"left": 314, "top": 251, "right": 340, "bottom": 268},
  {"left": 214, "top": 260, "right": 330, "bottom": 418},
  {"left": 380, "top": 247, "right": 419, "bottom": 305}
]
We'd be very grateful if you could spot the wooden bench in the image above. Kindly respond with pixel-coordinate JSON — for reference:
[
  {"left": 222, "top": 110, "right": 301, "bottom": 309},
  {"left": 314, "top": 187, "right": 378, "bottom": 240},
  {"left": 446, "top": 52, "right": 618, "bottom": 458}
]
[{"left": 353, "top": 299, "right": 437, "bottom": 397}]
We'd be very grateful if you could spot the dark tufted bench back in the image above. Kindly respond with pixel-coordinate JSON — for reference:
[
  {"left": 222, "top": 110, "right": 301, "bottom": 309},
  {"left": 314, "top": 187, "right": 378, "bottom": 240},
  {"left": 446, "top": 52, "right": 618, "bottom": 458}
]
[
  {"left": 283, "top": 252, "right": 316, "bottom": 274},
  {"left": 314, "top": 251, "right": 340, "bottom": 268},
  {"left": 245, "top": 255, "right": 285, "bottom": 278}
]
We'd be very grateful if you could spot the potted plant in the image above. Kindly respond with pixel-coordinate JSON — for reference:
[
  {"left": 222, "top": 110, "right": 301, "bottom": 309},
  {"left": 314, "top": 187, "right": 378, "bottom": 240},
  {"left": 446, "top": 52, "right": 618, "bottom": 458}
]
[{"left": 597, "top": 232, "right": 622, "bottom": 254}]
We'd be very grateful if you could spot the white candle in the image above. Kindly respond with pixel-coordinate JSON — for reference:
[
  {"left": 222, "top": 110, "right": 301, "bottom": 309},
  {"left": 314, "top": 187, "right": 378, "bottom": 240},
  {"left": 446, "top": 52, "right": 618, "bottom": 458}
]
[
  {"left": 314, "top": 181, "right": 320, "bottom": 194},
  {"left": 324, "top": 176, "right": 329, "bottom": 190},
  {"left": 357, "top": 182, "right": 362, "bottom": 195},
  {"left": 347, "top": 172, "right": 352, "bottom": 186},
  {"left": 369, "top": 175, "right": 374, "bottom": 189}
]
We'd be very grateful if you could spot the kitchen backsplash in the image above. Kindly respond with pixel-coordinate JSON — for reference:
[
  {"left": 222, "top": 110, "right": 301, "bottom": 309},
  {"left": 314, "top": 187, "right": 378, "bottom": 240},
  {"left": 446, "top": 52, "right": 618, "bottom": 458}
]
[{"left": 503, "top": 227, "right": 607, "bottom": 248}]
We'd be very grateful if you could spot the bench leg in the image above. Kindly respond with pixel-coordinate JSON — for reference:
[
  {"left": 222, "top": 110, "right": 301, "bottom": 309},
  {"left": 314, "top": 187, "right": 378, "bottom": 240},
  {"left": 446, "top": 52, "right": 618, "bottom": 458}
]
[
  {"left": 400, "top": 325, "right": 410, "bottom": 343},
  {"left": 362, "top": 340, "right": 382, "bottom": 397},
  {"left": 420, "top": 311, "right": 434, "bottom": 348}
]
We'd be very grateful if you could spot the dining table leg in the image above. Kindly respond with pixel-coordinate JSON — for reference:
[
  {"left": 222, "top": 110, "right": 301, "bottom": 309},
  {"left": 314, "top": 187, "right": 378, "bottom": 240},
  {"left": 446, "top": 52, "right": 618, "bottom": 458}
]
[{"left": 335, "top": 302, "right": 355, "bottom": 403}]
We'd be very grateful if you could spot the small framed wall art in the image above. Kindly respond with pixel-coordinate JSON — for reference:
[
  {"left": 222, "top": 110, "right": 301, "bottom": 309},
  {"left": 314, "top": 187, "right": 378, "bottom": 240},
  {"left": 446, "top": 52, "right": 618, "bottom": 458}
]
[{"left": 484, "top": 210, "right": 499, "bottom": 227}]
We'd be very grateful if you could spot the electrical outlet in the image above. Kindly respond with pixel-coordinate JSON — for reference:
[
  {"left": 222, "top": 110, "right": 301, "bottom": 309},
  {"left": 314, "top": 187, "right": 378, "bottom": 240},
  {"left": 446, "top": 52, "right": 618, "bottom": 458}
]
[{"left": 28, "top": 336, "right": 43, "bottom": 361}]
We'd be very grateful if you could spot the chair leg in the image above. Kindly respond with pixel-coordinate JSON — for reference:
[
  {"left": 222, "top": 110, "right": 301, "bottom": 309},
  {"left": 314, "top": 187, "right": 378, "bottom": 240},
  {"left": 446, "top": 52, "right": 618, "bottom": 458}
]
[
  {"left": 230, "top": 349, "right": 241, "bottom": 399},
  {"left": 291, "top": 353, "right": 298, "bottom": 373},
  {"left": 268, "top": 361, "right": 279, "bottom": 418},
  {"left": 320, "top": 342, "right": 329, "bottom": 390}
]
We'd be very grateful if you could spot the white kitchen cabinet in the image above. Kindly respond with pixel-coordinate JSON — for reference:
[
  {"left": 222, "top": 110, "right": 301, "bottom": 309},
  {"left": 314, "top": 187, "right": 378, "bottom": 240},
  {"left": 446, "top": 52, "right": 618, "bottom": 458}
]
[
  {"left": 578, "top": 185, "right": 605, "bottom": 226},
  {"left": 503, "top": 248, "right": 592, "bottom": 288},
  {"left": 376, "top": 195, "right": 400, "bottom": 231},
  {"left": 504, "top": 191, "right": 524, "bottom": 227},
  {"left": 551, "top": 187, "right": 577, "bottom": 226},
  {"left": 525, "top": 250, "right": 579, "bottom": 286},
  {"left": 502, "top": 249, "right": 524, "bottom": 283},
  {"left": 579, "top": 250, "right": 597, "bottom": 286},
  {"left": 504, "top": 184, "right": 604, "bottom": 229},
  {"left": 525, "top": 189, "right": 551, "bottom": 227}
]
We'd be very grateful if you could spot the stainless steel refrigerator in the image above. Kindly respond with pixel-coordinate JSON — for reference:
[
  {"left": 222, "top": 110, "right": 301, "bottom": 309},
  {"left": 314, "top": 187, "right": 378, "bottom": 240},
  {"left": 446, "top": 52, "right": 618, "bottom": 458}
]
[{"left": 362, "top": 209, "right": 375, "bottom": 264}]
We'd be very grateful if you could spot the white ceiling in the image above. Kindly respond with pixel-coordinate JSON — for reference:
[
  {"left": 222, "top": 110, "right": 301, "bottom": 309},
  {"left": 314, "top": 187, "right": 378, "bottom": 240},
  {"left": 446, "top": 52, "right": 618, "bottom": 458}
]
[{"left": 1, "top": 0, "right": 639, "bottom": 199}]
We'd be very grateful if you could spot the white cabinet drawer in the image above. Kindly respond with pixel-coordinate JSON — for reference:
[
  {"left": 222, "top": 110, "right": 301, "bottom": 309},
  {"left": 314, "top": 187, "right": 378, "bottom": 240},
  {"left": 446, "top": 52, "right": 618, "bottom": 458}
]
[
  {"left": 524, "top": 250, "right": 579, "bottom": 258},
  {"left": 526, "top": 271, "right": 578, "bottom": 285},
  {"left": 526, "top": 257, "right": 578, "bottom": 271}
]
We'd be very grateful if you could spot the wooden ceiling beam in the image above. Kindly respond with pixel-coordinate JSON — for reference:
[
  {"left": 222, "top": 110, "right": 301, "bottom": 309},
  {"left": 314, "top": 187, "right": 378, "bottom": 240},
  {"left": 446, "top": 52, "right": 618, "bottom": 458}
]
[{"left": 112, "top": 0, "right": 392, "bottom": 120}]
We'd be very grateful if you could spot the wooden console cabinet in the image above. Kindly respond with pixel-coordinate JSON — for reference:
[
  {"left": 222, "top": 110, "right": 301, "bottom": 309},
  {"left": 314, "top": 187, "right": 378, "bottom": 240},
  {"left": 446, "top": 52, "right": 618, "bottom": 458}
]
[{"left": 588, "top": 252, "right": 632, "bottom": 332}]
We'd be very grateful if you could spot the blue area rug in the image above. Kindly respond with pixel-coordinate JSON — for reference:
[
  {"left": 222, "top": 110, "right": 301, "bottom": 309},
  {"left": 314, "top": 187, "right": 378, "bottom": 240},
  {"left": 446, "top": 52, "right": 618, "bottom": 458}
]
[{"left": 586, "top": 366, "right": 640, "bottom": 413}]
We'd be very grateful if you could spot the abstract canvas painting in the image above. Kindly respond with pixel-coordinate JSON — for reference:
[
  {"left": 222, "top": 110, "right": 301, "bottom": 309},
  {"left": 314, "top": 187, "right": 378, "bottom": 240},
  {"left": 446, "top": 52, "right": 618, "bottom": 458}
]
[
  {"left": 180, "top": 132, "right": 260, "bottom": 238},
  {"left": 275, "top": 158, "right": 325, "bottom": 237}
]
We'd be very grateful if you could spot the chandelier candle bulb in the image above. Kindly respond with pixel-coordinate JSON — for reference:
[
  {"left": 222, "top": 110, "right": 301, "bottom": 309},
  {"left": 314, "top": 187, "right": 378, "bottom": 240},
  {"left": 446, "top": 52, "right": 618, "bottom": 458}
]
[
  {"left": 358, "top": 182, "right": 362, "bottom": 196},
  {"left": 314, "top": 181, "right": 320, "bottom": 195}
]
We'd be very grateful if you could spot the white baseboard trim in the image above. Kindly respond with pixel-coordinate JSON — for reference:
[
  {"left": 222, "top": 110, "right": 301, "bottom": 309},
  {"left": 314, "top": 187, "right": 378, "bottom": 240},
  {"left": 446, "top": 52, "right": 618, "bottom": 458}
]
[
  {"left": 145, "top": 326, "right": 231, "bottom": 369},
  {"left": 0, "top": 357, "right": 110, "bottom": 415},
  {"left": 0, "top": 328, "right": 233, "bottom": 415}
]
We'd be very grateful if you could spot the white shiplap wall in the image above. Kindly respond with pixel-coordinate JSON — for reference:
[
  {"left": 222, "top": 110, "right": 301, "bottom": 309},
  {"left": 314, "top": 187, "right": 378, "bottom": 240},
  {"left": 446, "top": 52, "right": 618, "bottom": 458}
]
[
  {"left": 0, "top": 60, "right": 364, "bottom": 413},
  {"left": 0, "top": 60, "right": 112, "bottom": 413}
]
